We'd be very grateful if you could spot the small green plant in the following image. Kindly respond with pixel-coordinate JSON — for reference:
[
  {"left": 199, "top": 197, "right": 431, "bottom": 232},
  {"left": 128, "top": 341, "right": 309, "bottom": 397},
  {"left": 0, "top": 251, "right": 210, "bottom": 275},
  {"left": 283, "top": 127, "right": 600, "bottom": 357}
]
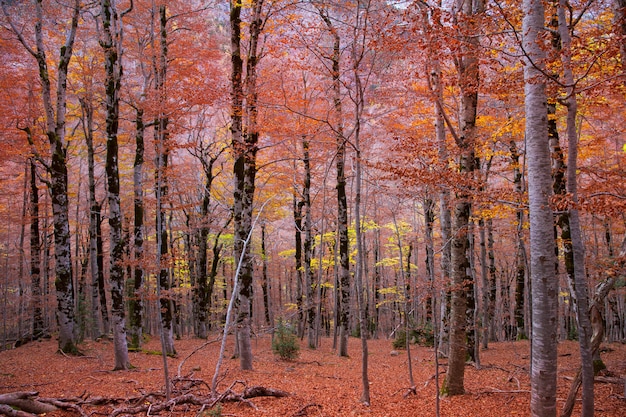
[
  {"left": 208, "top": 404, "right": 222, "bottom": 417},
  {"left": 272, "top": 319, "right": 300, "bottom": 360},
  {"left": 392, "top": 329, "right": 407, "bottom": 349}
]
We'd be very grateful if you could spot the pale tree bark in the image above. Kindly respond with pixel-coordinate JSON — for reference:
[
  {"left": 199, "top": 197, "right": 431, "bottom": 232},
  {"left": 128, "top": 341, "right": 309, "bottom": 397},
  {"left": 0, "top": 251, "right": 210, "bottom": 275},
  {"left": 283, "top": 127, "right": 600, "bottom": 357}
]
[
  {"left": 557, "top": 2, "right": 593, "bottom": 414},
  {"left": 79, "top": 97, "right": 108, "bottom": 339},
  {"left": 230, "top": 0, "right": 264, "bottom": 370},
  {"left": 523, "top": 1, "right": 559, "bottom": 416},
  {"left": 2, "top": 0, "right": 81, "bottom": 353},
  {"left": 426, "top": 21, "right": 452, "bottom": 356},
  {"left": 99, "top": 0, "right": 132, "bottom": 370},
  {"left": 352, "top": 8, "right": 370, "bottom": 405}
]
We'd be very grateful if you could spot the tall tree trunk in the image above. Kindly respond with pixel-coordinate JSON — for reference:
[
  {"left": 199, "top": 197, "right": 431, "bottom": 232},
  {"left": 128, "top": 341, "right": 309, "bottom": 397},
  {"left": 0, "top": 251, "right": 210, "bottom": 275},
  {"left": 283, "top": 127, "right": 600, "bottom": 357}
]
[
  {"left": 79, "top": 97, "right": 104, "bottom": 339},
  {"left": 100, "top": 0, "right": 131, "bottom": 370},
  {"left": 318, "top": 6, "right": 350, "bottom": 358},
  {"left": 193, "top": 143, "right": 222, "bottom": 339},
  {"left": 557, "top": 2, "right": 594, "bottom": 414},
  {"left": 510, "top": 140, "right": 527, "bottom": 340},
  {"left": 424, "top": 5, "right": 452, "bottom": 356},
  {"left": 154, "top": 3, "right": 175, "bottom": 357},
  {"left": 230, "top": 0, "right": 264, "bottom": 371},
  {"left": 444, "top": 0, "right": 483, "bottom": 395},
  {"left": 29, "top": 157, "right": 44, "bottom": 340},
  {"left": 294, "top": 196, "right": 304, "bottom": 337},
  {"left": 261, "top": 224, "right": 271, "bottom": 326},
  {"left": 303, "top": 138, "right": 316, "bottom": 348},
  {"left": 128, "top": 107, "right": 144, "bottom": 349},
  {"left": 523, "top": 1, "right": 559, "bottom": 415},
  {"left": 2, "top": 0, "right": 82, "bottom": 353}
]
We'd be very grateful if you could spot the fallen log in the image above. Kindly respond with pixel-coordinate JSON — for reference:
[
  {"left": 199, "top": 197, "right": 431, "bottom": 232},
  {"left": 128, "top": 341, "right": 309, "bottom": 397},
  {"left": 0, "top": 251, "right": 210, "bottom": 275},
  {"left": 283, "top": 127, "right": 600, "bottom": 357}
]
[{"left": 0, "top": 392, "right": 57, "bottom": 414}]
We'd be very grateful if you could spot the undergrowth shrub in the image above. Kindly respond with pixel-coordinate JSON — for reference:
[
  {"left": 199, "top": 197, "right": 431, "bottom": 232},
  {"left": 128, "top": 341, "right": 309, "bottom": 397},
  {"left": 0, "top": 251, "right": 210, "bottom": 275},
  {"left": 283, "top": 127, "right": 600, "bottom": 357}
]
[{"left": 272, "top": 319, "right": 300, "bottom": 360}]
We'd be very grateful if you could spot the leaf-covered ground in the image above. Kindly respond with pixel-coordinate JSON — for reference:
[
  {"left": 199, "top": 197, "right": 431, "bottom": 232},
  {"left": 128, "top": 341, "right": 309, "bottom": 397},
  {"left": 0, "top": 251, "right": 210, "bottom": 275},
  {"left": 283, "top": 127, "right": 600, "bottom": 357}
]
[{"left": 1, "top": 335, "right": 624, "bottom": 416}]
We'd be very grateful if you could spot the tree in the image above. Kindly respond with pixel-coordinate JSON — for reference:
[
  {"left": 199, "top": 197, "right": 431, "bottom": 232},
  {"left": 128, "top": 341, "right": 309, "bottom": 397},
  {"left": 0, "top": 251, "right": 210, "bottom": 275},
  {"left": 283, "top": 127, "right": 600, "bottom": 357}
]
[
  {"left": 316, "top": 3, "right": 351, "bottom": 358},
  {"left": 443, "top": 0, "right": 484, "bottom": 395},
  {"left": 2, "top": 0, "right": 82, "bottom": 354},
  {"left": 230, "top": 0, "right": 265, "bottom": 370},
  {"left": 522, "top": 0, "right": 559, "bottom": 415},
  {"left": 99, "top": 0, "right": 133, "bottom": 370}
]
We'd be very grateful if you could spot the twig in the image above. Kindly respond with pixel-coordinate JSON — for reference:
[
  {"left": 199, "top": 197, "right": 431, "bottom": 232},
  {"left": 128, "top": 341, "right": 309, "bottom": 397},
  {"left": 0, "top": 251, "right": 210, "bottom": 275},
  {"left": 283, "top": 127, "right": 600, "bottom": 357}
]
[
  {"left": 292, "top": 403, "right": 322, "bottom": 417},
  {"left": 177, "top": 336, "right": 221, "bottom": 378}
]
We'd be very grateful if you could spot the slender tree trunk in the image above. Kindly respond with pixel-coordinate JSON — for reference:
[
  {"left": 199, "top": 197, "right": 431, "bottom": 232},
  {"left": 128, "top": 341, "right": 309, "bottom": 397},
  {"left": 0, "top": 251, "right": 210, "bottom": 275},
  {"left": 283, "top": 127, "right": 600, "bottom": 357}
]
[
  {"left": 100, "top": 0, "right": 131, "bottom": 370},
  {"left": 261, "top": 224, "right": 271, "bottom": 326},
  {"left": 318, "top": 6, "right": 350, "bottom": 358},
  {"left": 230, "top": 0, "right": 264, "bottom": 371},
  {"left": 303, "top": 139, "right": 316, "bottom": 348},
  {"left": 523, "top": 1, "right": 559, "bottom": 415},
  {"left": 557, "top": 3, "right": 594, "bottom": 414},
  {"left": 444, "top": 0, "right": 483, "bottom": 394},
  {"left": 29, "top": 158, "right": 44, "bottom": 340},
  {"left": 294, "top": 196, "right": 305, "bottom": 337},
  {"left": 153, "top": 3, "right": 175, "bottom": 356},
  {"left": 128, "top": 107, "right": 144, "bottom": 349}
]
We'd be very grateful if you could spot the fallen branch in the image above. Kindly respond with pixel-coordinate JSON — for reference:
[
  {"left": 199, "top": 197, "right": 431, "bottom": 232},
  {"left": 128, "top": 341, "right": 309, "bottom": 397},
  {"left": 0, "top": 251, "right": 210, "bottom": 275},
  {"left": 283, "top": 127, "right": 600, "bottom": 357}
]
[
  {"left": 292, "top": 403, "right": 322, "bottom": 417},
  {"left": 0, "top": 391, "right": 57, "bottom": 414},
  {"left": 0, "top": 404, "right": 37, "bottom": 417}
]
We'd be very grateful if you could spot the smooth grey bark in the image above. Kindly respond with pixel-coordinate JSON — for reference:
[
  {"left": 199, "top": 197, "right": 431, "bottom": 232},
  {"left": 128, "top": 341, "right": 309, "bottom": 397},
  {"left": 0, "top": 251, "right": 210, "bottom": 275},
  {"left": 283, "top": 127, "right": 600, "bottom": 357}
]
[
  {"left": 99, "top": 0, "right": 132, "bottom": 370},
  {"left": 423, "top": 1, "right": 452, "bottom": 356},
  {"left": 557, "top": 2, "right": 594, "bottom": 414},
  {"left": 79, "top": 97, "right": 107, "bottom": 339},
  {"left": 352, "top": 9, "right": 370, "bottom": 400},
  {"left": 2, "top": 0, "right": 81, "bottom": 353},
  {"left": 523, "top": 1, "right": 559, "bottom": 416}
]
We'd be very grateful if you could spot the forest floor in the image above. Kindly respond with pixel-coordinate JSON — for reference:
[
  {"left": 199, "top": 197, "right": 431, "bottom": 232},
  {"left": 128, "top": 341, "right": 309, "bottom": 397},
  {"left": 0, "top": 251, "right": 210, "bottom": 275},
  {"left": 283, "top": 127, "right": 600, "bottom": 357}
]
[{"left": 0, "top": 334, "right": 625, "bottom": 417}]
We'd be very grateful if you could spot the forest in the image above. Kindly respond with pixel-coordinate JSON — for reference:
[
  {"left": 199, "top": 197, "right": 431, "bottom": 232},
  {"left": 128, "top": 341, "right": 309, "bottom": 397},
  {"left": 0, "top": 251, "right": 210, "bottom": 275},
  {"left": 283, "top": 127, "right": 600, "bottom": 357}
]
[{"left": 0, "top": 0, "right": 625, "bottom": 416}]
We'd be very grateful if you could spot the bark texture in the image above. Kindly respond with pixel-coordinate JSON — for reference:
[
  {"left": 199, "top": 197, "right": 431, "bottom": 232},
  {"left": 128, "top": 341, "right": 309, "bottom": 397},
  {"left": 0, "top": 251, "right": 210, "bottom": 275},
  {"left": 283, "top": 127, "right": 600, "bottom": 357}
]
[{"left": 523, "top": 1, "right": 559, "bottom": 415}]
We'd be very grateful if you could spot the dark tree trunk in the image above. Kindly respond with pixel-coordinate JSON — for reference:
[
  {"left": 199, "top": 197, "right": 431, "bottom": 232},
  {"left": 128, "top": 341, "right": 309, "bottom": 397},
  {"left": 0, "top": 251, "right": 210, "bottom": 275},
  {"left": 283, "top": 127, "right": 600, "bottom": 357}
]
[
  {"left": 261, "top": 224, "right": 271, "bottom": 326},
  {"left": 230, "top": 0, "right": 264, "bottom": 371},
  {"left": 29, "top": 158, "right": 44, "bottom": 340},
  {"left": 128, "top": 107, "right": 144, "bottom": 349},
  {"left": 100, "top": 0, "right": 131, "bottom": 370},
  {"left": 294, "top": 197, "right": 304, "bottom": 337},
  {"left": 153, "top": 3, "right": 175, "bottom": 357},
  {"left": 303, "top": 139, "right": 316, "bottom": 348}
]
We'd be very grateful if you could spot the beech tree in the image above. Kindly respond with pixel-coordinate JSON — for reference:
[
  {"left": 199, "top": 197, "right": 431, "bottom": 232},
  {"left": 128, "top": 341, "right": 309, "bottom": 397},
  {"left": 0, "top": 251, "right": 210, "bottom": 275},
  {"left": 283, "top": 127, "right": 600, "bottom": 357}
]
[
  {"left": 230, "top": 0, "right": 265, "bottom": 370},
  {"left": 99, "top": 0, "right": 133, "bottom": 370},
  {"left": 522, "top": 0, "right": 559, "bottom": 415},
  {"left": 2, "top": 0, "right": 82, "bottom": 353}
]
